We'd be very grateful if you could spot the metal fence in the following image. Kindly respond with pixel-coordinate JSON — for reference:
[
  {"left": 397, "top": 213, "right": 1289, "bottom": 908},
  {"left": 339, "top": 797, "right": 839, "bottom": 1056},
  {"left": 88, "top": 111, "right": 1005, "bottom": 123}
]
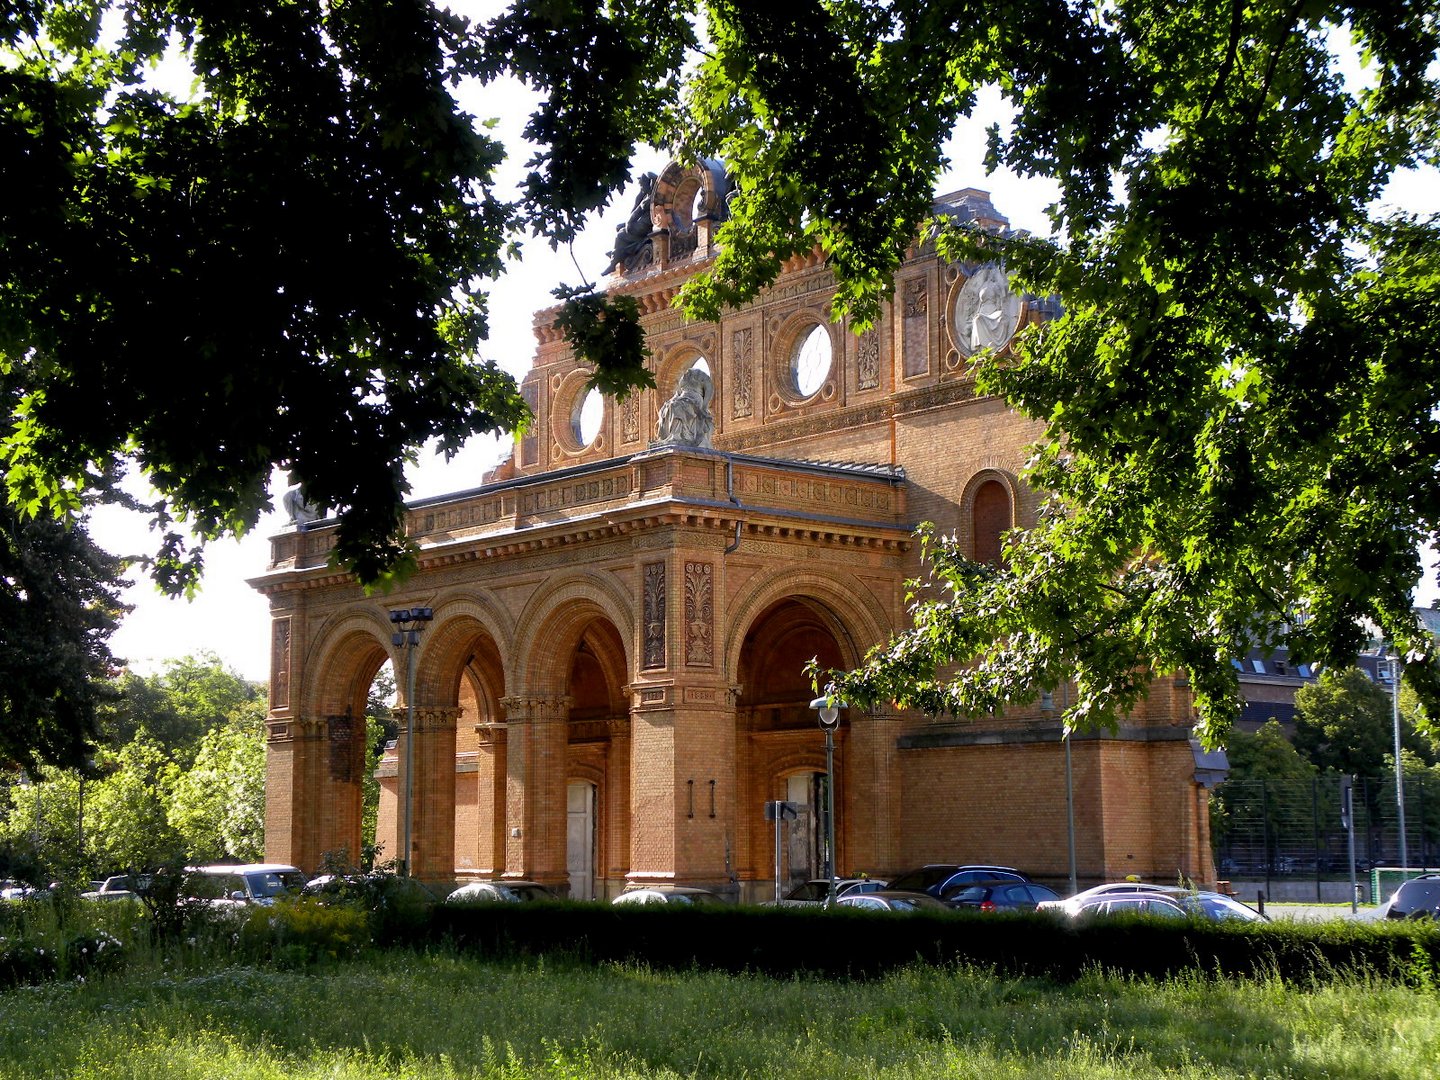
[{"left": 1212, "top": 773, "right": 1440, "bottom": 899}]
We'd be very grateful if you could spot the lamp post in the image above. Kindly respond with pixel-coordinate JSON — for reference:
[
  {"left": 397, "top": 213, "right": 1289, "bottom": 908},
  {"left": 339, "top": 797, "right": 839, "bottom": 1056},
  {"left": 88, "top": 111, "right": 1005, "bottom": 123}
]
[
  {"left": 809, "top": 693, "right": 842, "bottom": 908},
  {"left": 390, "top": 606, "right": 433, "bottom": 878},
  {"left": 1389, "top": 652, "right": 1408, "bottom": 872}
]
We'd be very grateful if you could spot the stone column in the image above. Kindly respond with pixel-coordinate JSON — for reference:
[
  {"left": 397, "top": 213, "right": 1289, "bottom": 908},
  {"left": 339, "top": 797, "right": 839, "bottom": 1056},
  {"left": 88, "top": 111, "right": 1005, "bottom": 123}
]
[
  {"left": 400, "top": 706, "right": 462, "bottom": 885},
  {"left": 499, "top": 695, "right": 570, "bottom": 890},
  {"left": 603, "top": 717, "right": 632, "bottom": 897},
  {"left": 472, "top": 722, "right": 508, "bottom": 878}
]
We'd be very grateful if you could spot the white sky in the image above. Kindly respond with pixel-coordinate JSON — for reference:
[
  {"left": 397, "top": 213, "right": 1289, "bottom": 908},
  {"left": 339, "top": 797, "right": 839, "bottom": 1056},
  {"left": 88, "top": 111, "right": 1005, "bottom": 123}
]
[{"left": 84, "top": 10, "right": 1438, "bottom": 684}]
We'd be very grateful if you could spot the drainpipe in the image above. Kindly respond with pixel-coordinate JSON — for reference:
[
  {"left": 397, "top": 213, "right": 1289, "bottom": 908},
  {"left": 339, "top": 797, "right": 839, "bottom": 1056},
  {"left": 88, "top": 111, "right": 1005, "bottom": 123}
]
[{"left": 724, "top": 456, "right": 742, "bottom": 554}]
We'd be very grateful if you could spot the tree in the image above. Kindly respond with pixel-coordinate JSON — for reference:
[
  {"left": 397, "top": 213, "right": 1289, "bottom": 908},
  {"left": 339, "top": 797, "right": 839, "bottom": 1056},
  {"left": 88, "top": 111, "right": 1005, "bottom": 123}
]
[
  {"left": 1293, "top": 667, "right": 1433, "bottom": 778},
  {"left": 2, "top": 1, "right": 536, "bottom": 590},
  {"left": 707, "top": 3, "right": 1440, "bottom": 745},
  {"left": 167, "top": 720, "right": 264, "bottom": 864},
  {"left": 0, "top": 497, "right": 127, "bottom": 770},
  {"left": 7, "top": 2, "right": 1440, "bottom": 756},
  {"left": 95, "top": 653, "right": 263, "bottom": 766},
  {"left": 1210, "top": 720, "right": 1318, "bottom": 851}
]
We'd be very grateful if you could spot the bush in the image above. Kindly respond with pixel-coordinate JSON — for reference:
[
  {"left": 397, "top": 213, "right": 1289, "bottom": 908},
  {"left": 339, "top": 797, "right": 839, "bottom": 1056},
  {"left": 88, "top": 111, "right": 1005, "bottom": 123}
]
[
  {"left": 234, "top": 899, "right": 370, "bottom": 968},
  {"left": 0, "top": 939, "right": 56, "bottom": 988},
  {"left": 427, "top": 903, "right": 1440, "bottom": 985}
]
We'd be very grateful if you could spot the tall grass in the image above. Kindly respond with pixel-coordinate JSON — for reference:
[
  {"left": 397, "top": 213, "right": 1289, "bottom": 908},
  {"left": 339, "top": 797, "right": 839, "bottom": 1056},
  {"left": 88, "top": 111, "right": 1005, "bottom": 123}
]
[{"left": 1, "top": 949, "right": 1437, "bottom": 1078}]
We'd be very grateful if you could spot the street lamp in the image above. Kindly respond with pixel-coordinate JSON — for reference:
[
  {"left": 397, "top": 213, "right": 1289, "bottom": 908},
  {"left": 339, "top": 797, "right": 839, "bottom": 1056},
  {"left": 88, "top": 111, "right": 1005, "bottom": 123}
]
[
  {"left": 808, "top": 692, "right": 842, "bottom": 908},
  {"left": 1387, "top": 650, "right": 1409, "bottom": 872},
  {"left": 390, "top": 606, "right": 434, "bottom": 878}
]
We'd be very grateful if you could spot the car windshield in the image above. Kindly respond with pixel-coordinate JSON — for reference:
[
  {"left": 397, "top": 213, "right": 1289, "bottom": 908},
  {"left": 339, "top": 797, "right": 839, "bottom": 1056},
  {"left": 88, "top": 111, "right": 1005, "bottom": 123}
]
[
  {"left": 886, "top": 868, "right": 953, "bottom": 892},
  {"left": 248, "top": 871, "right": 304, "bottom": 897},
  {"left": 1191, "top": 894, "right": 1262, "bottom": 921},
  {"left": 785, "top": 882, "right": 828, "bottom": 902}
]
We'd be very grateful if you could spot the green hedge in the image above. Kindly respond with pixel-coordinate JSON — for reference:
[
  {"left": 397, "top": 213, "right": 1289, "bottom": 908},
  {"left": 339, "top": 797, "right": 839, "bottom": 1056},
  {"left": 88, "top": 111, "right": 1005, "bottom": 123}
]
[{"left": 426, "top": 903, "right": 1440, "bottom": 984}]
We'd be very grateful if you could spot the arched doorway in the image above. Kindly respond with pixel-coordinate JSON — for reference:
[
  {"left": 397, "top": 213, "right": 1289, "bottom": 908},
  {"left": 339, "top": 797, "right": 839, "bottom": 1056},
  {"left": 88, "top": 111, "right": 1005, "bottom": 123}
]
[{"left": 736, "top": 597, "right": 850, "bottom": 896}]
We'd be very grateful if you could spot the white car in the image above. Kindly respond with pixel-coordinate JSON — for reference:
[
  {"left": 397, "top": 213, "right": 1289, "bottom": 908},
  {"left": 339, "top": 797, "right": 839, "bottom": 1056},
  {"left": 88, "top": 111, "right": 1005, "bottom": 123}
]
[
  {"left": 446, "top": 880, "right": 557, "bottom": 903},
  {"left": 184, "top": 863, "right": 306, "bottom": 906},
  {"left": 612, "top": 886, "right": 726, "bottom": 906}
]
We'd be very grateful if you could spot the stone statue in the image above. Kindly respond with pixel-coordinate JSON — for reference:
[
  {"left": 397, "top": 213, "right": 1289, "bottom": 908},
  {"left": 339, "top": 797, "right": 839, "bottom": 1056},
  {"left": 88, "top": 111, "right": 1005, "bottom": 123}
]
[
  {"left": 282, "top": 472, "right": 323, "bottom": 527},
  {"left": 653, "top": 367, "right": 715, "bottom": 448},
  {"left": 604, "top": 172, "right": 658, "bottom": 275},
  {"left": 955, "top": 263, "right": 1022, "bottom": 356}
]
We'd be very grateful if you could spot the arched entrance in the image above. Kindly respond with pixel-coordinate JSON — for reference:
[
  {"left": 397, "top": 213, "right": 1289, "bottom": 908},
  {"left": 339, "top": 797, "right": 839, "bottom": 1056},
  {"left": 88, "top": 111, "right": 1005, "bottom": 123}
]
[{"left": 736, "top": 597, "right": 850, "bottom": 897}]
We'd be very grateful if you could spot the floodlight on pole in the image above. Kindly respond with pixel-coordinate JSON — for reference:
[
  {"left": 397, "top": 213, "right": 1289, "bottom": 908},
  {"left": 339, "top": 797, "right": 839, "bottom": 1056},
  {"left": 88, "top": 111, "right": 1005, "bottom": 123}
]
[{"left": 390, "top": 606, "right": 434, "bottom": 878}]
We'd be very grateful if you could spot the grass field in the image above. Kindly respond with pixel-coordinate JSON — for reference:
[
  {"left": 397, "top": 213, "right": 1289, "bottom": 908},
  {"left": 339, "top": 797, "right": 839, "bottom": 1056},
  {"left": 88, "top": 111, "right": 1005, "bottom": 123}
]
[{"left": 1, "top": 949, "right": 1438, "bottom": 1079}]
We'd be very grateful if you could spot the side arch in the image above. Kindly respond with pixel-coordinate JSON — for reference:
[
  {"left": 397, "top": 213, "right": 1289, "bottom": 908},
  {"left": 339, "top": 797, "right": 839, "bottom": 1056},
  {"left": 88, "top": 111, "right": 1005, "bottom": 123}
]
[
  {"left": 722, "top": 567, "right": 892, "bottom": 683},
  {"left": 511, "top": 571, "right": 637, "bottom": 697},
  {"left": 299, "top": 610, "right": 394, "bottom": 719}
]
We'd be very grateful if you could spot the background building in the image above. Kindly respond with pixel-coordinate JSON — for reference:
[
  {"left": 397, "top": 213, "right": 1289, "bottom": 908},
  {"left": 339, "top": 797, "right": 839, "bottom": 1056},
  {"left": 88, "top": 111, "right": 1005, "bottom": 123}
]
[{"left": 253, "top": 160, "right": 1218, "bottom": 898}]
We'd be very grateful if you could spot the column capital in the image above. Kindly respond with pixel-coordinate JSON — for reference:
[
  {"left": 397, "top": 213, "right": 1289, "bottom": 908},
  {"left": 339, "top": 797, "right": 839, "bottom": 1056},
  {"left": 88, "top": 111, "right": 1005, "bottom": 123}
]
[
  {"left": 475, "top": 722, "right": 508, "bottom": 746},
  {"left": 500, "top": 695, "right": 571, "bottom": 722},
  {"left": 412, "top": 706, "right": 463, "bottom": 733}
]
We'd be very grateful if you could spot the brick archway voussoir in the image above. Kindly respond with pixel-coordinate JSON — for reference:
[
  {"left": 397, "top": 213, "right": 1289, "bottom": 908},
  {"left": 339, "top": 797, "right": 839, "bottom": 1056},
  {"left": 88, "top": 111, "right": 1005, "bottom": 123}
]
[
  {"left": 723, "top": 568, "right": 892, "bottom": 684},
  {"left": 511, "top": 572, "right": 636, "bottom": 697},
  {"left": 301, "top": 611, "right": 395, "bottom": 718}
]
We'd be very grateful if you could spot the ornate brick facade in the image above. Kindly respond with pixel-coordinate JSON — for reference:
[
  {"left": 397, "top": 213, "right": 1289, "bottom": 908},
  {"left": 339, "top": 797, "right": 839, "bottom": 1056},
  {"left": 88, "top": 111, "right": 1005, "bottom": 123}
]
[{"left": 253, "top": 164, "right": 1217, "bottom": 897}]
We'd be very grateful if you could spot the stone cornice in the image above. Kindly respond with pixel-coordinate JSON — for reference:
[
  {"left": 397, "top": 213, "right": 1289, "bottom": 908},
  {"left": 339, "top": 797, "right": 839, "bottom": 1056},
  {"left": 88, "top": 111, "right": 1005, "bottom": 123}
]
[{"left": 252, "top": 447, "right": 914, "bottom": 593}]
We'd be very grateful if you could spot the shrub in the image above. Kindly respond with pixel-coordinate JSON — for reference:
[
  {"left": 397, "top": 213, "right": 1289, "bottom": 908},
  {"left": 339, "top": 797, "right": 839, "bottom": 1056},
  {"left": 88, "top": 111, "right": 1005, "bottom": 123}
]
[{"left": 235, "top": 899, "right": 371, "bottom": 968}]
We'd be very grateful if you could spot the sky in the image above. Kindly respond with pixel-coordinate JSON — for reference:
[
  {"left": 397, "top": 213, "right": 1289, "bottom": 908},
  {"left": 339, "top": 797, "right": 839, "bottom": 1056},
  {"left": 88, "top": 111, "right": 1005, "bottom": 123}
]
[{"left": 85, "top": 12, "right": 1439, "bottom": 685}]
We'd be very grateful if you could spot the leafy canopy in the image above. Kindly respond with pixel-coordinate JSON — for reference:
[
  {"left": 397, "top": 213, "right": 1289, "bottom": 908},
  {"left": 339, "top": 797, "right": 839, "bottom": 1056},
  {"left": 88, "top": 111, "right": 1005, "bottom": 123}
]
[{"left": 5, "top": 1, "right": 1440, "bottom": 752}]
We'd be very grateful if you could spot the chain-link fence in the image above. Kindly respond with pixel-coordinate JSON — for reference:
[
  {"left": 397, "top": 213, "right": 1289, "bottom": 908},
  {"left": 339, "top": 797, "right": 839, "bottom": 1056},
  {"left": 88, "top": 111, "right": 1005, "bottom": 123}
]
[{"left": 1212, "top": 773, "right": 1440, "bottom": 900}]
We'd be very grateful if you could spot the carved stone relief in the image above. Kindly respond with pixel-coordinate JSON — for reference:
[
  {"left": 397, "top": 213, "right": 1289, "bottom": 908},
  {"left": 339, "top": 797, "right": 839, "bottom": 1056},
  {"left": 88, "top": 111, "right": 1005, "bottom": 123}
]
[
  {"left": 684, "top": 561, "right": 714, "bottom": 667},
  {"left": 621, "top": 394, "right": 641, "bottom": 444},
  {"left": 732, "top": 327, "right": 754, "bottom": 418},
  {"left": 643, "top": 561, "right": 666, "bottom": 669},
  {"left": 270, "top": 618, "right": 291, "bottom": 711},
  {"left": 902, "top": 278, "right": 929, "bottom": 378},
  {"left": 857, "top": 328, "right": 880, "bottom": 390},
  {"left": 954, "top": 263, "right": 1022, "bottom": 357}
]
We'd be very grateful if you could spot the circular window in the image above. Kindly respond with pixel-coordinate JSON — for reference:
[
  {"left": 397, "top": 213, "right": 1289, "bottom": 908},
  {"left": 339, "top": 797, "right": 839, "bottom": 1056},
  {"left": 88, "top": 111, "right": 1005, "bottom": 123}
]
[
  {"left": 792, "top": 325, "right": 831, "bottom": 398},
  {"left": 573, "top": 387, "right": 603, "bottom": 447}
]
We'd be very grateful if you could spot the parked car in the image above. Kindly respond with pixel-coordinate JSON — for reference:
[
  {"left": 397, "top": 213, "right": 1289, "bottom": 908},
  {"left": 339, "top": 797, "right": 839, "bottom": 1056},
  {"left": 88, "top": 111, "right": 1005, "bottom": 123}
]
[
  {"left": 1070, "top": 893, "right": 1192, "bottom": 920},
  {"left": 833, "top": 889, "right": 952, "bottom": 913},
  {"left": 0, "top": 880, "right": 36, "bottom": 901},
  {"left": 612, "top": 886, "right": 726, "bottom": 906},
  {"left": 1036, "top": 880, "right": 1191, "bottom": 917},
  {"left": 80, "top": 874, "right": 153, "bottom": 901},
  {"left": 1378, "top": 874, "right": 1440, "bottom": 919},
  {"left": 769, "top": 877, "right": 889, "bottom": 907},
  {"left": 884, "top": 864, "right": 1030, "bottom": 897},
  {"left": 446, "top": 880, "right": 558, "bottom": 904},
  {"left": 1045, "top": 883, "right": 1267, "bottom": 923},
  {"left": 183, "top": 863, "right": 305, "bottom": 906},
  {"left": 942, "top": 879, "right": 1061, "bottom": 912}
]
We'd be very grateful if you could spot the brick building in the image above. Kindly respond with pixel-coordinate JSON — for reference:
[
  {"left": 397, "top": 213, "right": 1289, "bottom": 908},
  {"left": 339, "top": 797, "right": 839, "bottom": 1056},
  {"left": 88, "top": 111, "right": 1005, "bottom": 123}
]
[{"left": 252, "top": 159, "right": 1219, "bottom": 898}]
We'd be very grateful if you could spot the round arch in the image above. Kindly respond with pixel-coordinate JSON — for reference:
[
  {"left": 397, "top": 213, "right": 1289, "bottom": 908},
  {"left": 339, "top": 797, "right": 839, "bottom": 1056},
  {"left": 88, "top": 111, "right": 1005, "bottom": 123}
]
[
  {"left": 722, "top": 567, "right": 891, "bottom": 684},
  {"left": 510, "top": 571, "right": 636, "bottom": 698},
  {"left": 299, "top": 611, "right": 394, "bottom": 719},
  {"left": 959, "top": 468, "right": 1021, "bottom": 565},
  {"left": 413, "top": 595, "right": 516, "bottom": 703}
]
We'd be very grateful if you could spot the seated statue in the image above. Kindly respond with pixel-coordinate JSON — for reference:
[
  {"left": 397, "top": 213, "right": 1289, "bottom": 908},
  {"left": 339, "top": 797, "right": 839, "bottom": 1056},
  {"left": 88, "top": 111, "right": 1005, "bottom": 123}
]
[
  {"left": 654, "top": 367, "right": 715, "bottom": 449},
  {"left": 604, "top": 172, "right": 658, "bottom": 275}
]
